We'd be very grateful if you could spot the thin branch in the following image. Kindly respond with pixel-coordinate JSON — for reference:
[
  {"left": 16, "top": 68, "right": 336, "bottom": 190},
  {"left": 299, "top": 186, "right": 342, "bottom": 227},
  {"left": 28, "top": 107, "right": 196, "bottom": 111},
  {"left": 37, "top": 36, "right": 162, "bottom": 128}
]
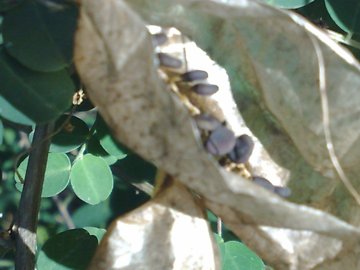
[
  {"left": 52, "top": 195, "right": 75, "bottom": 229},
  {"left": 14, "top": 123, "right": 54, "bottom": 270}
]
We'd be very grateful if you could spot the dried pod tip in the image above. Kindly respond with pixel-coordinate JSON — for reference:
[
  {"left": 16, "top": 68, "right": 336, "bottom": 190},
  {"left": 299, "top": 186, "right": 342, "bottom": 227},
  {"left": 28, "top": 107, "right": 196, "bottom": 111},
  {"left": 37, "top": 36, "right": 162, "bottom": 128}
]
[
  {"left": 274, "top": 186, "right": 292, "bottom": 198},
  {"left": 181, "top": 70, "right": 208, "bottom": 82},
  {"left": 227, "top": 134, "right": 255, "bottom": 163},
  {"left": 157, "top": 53, "right": 182, "bottom": 69},
  {"left": 205, "top": 126, "right": 236, "bottom": 156},
  {"left": 194, "top": 114, "right": 222, "bottom": 131},
  {"left": 191, "top": 83, "right": 219, "bottom": 96},
  {"left": 152, "top": 32, "right": 168, "bottom": 47},
  {"left": 252, "top": 176, "right": 275, "bottom": 192}
]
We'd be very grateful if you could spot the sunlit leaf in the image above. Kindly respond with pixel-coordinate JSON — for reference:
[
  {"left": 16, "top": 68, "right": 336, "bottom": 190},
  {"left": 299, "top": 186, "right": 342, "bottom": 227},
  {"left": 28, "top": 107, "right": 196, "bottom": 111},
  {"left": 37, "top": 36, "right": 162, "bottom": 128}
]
[
  {"left": 15, "top": 152, "right": 71, "bottom": 197},
  {"left": 95, "top": 114, "right": 128, "bottom": 159},
  {"left": 222, "top": 241, "right": 265, "bottom": 270},
  {"left": 70, "top": 154, "right": 113, "bottom": 205}
]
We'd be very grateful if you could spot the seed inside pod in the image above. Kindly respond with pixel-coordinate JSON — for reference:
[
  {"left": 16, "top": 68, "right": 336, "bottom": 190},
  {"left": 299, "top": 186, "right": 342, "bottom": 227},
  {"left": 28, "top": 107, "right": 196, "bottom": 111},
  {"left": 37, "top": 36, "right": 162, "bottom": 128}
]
[
  {"left": 205, "top": 126, "right": 236, "bottom": 156},
  {"left": 194, "top": 114, "right": 221, "bottom": 131},
  {"left": 227, "top": 134, "right": 254, "bottom": 163},
  {"left": 252, "top": 176, "right": 275, "bottom": 192},
  {"left": 152, "top": 33, "right": 168, "bottom": 47},
  {"left": 191, "top": 83, "right": 219, "bottom": 96},
  {"left": 181, "top": 70, "right": 208, "bottom": 82},
  {"left": 274, "top": 186, "right": 292, "bottom": 198},
  {"left": 157, "top": 53, "right": 182, "bottom": 69}
]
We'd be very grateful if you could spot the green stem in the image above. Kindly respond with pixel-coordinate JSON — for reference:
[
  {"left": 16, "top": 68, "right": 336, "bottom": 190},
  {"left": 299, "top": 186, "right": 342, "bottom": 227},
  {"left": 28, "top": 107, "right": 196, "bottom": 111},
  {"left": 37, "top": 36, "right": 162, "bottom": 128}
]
[{"left": 14, "top": 123, "right": 54, "bottom": 270}]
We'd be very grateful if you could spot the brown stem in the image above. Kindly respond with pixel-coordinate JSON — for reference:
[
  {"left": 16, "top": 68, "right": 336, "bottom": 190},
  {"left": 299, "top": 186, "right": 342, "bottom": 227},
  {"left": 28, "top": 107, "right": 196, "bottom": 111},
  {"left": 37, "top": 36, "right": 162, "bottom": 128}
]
[{"left": 14, "top": 123, "right": 54, "bottom": 270}]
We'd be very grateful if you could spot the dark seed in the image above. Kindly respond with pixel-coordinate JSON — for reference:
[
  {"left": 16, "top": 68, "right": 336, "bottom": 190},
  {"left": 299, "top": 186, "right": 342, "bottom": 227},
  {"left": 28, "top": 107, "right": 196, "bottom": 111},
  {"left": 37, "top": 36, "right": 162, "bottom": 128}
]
[
  {"left": 227, "top": 134, "right": 254, "bottom": 163},
  {"left": 152, "top": 33, "right": 168, "bottom": 47},
  {"left": 274, "top": 186, "right": 292, "bottom": 198},
  {"left": 194, "top": 114, "right": 222, "bottom": 131},
  {"left": 252, "top": 176, "right": 275, "bottom": 192},
  {"left": 191, "top": 83, "right": 219, "bottom": 96},
  {"left": 205, "top": 126, "right": 236, "bottom": 156},
  {"left": 157, "top": 53, "right": 182, "bottom": 69},
  {"left": 181, "top": 70, "right": 208, "bottom": 82}
]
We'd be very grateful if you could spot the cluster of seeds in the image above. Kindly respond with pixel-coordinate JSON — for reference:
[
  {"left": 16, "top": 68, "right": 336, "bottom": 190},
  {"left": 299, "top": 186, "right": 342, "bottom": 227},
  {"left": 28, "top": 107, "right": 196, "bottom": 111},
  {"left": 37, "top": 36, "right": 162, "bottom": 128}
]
[{"left": 152, "top": 31, "right": 291, "bottom": 198}]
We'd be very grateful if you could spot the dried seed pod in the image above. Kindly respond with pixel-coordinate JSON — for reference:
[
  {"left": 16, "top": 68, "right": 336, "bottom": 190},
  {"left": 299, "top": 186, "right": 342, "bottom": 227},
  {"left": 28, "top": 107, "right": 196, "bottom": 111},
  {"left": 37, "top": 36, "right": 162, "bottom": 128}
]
[
  {"left": 274, "top": 186, "right": 292, "bottom": 198},
  {"left": 194, "top": 114, "right": 222, "bottom": 131},
  {"left": 181, "top": 70, "right": 208, "bottom": 82},
  {"left": 252, "top": 176, "right": 275, "bottom": 192},
  {"left": 152, "top": 33, "right": 168, "bottom": 47},
  {"left": 157, "top": 53, "right": 182, "bottom": 69},
  {"left": 227, "top": 134, "right": 254, "bottom": 163},
  {"left": 191, "top": 83, "right": 219, "bottom": 96},
  {"left": 205, "top": 126, "right": 236, "bottom": 156}
]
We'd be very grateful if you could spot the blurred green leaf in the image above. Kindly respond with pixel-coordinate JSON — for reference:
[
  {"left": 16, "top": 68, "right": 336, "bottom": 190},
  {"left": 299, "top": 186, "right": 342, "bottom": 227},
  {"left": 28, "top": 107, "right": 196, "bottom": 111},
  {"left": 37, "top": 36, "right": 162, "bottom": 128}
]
[
  {"left": 0, "top": 120, "right": 3, "bottom": 144},
  {"left": 83, "top": 227, "right": 106, "bottom": 242},
  {"left": 0, "top": 50, "right": 74, "bottom": 124},
  {"left": 50, "top": 115, "right": 89, "bottom": 153},
  {"left": 110, "top": 180, "right": 150, "bottom": 217},
  {"left": 222, "top": 241, "right": 265, "bottom": 270},
  {"left": 70, "top": 154, "right": 113, "bottom": 205},
  {"left": 86, "top": 136, "right": 118, "bottom": 165},
  {"left": 36, "top": 229, "right": 98, "bottom": 270},
  {"left": 114, "top": 153, "right": 156, "bottom": 183},
  {"left": 0, "top": 0, "right": 24, "bottom": 12},
  {"left": 95, "top": 114, "right": 128, "bottom": 159},
  {"left": 325, "top": 0, "right": 360, "bottom": 34},
  {"left": 258, "top": 0, "right": 315, "bottom": 9},
  {"left": 3, "top": 1, "right": 78, "bottom": 72},
  {"left": 15, "top": 152, "right": 71, "bottom": 197},
  {"left": 72, "top": 200, "right": 112, "bottom": 228}
]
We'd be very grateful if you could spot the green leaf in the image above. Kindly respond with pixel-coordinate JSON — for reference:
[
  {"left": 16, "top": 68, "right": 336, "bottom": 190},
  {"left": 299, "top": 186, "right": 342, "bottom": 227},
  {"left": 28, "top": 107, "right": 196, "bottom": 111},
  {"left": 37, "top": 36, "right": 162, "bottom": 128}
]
[
  {"left": 222, "top": 241, "right": 265, "bottom": 270},
  {"left": 70, "top": 154, "right": 113, "bottom": 205},
  {"left": 0, "top": 50, "right": 74, "bottom": 124},
  {"left": 83, "top": 227, "right": 106, "bottom": 242},
  {"left": 15, "top": 152, "right": 71, "bottom": 197},
  {"left": 0, "top": 95, "right": 34, "bottom": 126},
  {"left": 3, "top": 1, "right": 78, "bottom": 72},
  {"left": 0, "top": 120, "right": 3, "bottom": 145},
  {"left": 258, "top": 0, "right": 315, "bottom": 9},
  {"left": 213, "top": 233, "right": 225, "bottom": 264},
  {"left": 36, "top": 229, "right": 98, "bottom": 270},
  {"left": 325, "top": 0, "right": 360, "bottom": 34},
  {"left": 86, "top": 136, "right": 118, "bottom": 165},
  {"left": 95, "top": 114, "right": 128, "bottom": 159},
  {"left": 115, "top": 153, "right": 156, "bottom": 183},
  {"left": 0, "top": 0, "right": 24, "bottom": 12},
  {"left": 50, "top": 115, "right": 89, "bottom": 153}
]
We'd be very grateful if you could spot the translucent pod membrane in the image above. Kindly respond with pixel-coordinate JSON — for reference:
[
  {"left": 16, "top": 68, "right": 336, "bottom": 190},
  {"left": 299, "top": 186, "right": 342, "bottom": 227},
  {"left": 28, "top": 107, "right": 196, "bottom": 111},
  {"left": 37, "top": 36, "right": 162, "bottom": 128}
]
[
  {"left": 181, "top": 70, "right": 208, "bottom": 82},
  {"left": 157, "top": 53, "right": 183, "bottom": 69},
  {"left": 205, "top": 125, "right": 236, "bottom": 156},
  {"left": 227, "top": 134, "right": 254, "bottom": 164},
  {"left": 191, "top": 83, "right": 219, "bottom": 95},
  {"left": 194, "top": 114, "right": 222, "bottom": 131},
  {"left": 152, "top": 33, "right": 168, "bottom": 47}
]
